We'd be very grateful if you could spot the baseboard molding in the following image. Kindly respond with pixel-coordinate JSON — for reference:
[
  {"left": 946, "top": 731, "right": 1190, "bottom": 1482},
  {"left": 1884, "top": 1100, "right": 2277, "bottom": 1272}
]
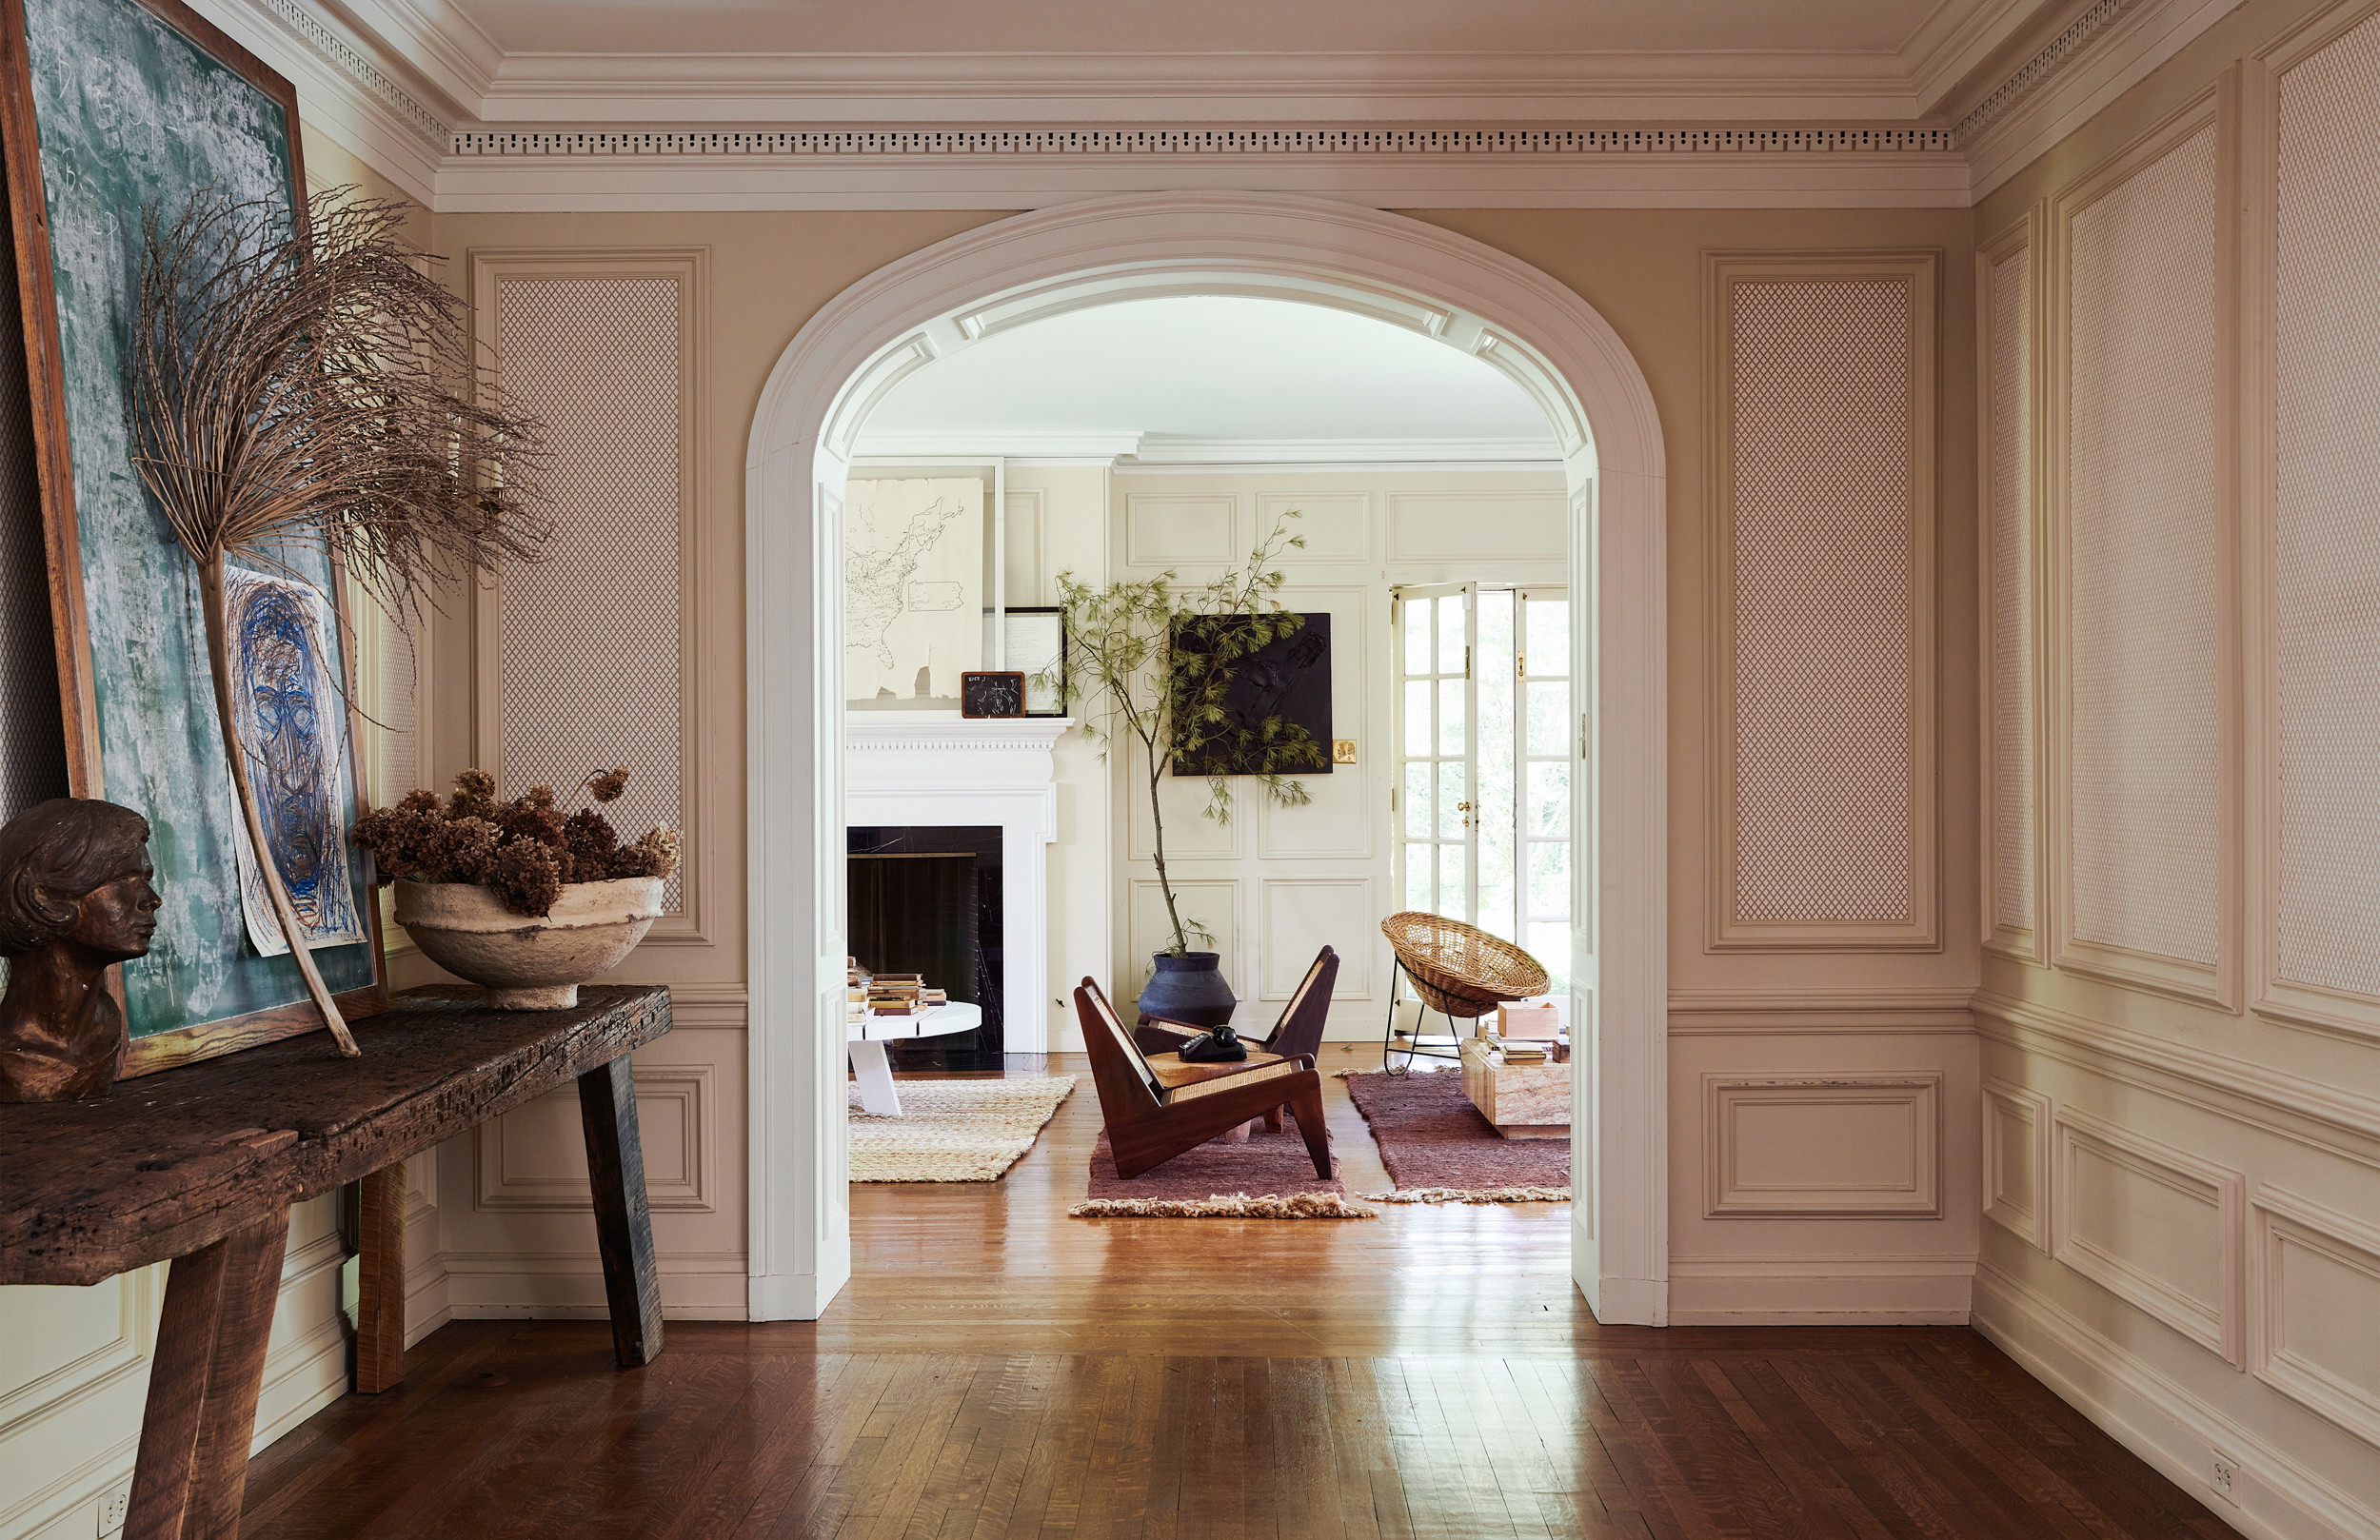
[
  {"left": 1973, "top": 1261, "right": 2380, "bottom": 1540},
  {"left": 749, "top": 1266, "right": 845, "bottom": 1322},
  {"left": 442, "top": 1251, "right": 748, "bottom": 1320},
  {"left": 1669, "top": 1254, "right": 1974, "bottom": 1325}
]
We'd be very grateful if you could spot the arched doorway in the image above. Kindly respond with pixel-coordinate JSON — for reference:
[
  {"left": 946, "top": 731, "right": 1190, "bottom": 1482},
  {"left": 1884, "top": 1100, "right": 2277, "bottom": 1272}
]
[{"left": 744, "top": 191, "right": 1670, "bottom": 1325}]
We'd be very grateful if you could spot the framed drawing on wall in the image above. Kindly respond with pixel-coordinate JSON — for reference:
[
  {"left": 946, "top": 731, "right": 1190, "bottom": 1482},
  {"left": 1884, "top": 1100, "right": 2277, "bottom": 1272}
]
[
  {"left": 843, "top": 464, "right": 991, "bottom": 707},
  {"left": 1001, "top": 606, "right": 1067, "bottom": 717},
  {"left": 0, "top": 0, "right": 387, "bottom": 1074}
]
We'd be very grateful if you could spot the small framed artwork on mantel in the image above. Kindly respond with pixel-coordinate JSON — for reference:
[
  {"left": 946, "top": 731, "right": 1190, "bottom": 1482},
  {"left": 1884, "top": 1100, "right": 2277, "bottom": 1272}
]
[
  {"left": 1001, "top": 606, "right": 1067, "bottom": 717},
  {"left": 960, "top": 671, "right": 1026, "bottom": 719}
]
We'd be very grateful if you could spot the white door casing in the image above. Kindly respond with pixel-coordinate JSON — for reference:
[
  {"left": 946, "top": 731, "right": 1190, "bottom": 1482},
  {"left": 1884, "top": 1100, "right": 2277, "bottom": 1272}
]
[{"left": 744, "top": 191, "right": 1669, "bottom": 1324}]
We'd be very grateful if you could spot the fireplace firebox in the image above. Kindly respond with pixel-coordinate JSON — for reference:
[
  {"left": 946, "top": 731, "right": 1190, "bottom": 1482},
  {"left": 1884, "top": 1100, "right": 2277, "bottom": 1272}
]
[{"left": 846, "top": 825, "right": 1003, "bottom": 1069}]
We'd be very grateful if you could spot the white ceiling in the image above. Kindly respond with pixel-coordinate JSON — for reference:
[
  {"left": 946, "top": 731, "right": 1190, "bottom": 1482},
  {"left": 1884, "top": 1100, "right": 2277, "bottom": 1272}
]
[{"left": 853, "top": 296, "right": 1559, "bottom": 462}]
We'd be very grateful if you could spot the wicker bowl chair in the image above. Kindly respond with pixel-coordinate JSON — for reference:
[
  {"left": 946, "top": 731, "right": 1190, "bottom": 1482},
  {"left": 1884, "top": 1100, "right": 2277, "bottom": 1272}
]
[{"left": 1378, "top": 912, "right": 1549, "bottom": 1072}]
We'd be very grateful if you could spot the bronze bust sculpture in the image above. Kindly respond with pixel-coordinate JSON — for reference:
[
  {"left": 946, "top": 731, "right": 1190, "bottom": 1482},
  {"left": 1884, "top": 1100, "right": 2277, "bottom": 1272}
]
[{"left": 0, "top": 799, "right": 158, "bottom": 1101}]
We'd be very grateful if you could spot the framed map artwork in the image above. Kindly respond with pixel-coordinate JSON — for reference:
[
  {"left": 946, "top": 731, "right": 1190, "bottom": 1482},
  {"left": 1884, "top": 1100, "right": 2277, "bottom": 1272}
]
[{"left": 843, "top": 473, "right": 985, "bottom": 704}]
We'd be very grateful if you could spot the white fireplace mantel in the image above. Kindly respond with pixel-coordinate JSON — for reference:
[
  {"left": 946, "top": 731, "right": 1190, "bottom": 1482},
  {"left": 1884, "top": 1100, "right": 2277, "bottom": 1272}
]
[{"left": 844, "top": 714, "right": 1073, "bottom": 1052}]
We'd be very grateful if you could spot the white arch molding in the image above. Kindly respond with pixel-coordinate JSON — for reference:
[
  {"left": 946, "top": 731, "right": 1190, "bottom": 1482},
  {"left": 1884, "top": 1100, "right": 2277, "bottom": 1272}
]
[{"left": 744, "top": 191, "right": 1670, "bottom": 1325}]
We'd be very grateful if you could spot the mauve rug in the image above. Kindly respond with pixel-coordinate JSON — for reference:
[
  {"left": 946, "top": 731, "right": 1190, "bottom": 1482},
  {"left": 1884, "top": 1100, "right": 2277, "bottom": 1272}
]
[
  {"left": 1341, "top": 1069, "right": 1572, "bottom": 1203},
  {"left": 1070, "top": 1128, "right": 1376, "bottom": 1219}
]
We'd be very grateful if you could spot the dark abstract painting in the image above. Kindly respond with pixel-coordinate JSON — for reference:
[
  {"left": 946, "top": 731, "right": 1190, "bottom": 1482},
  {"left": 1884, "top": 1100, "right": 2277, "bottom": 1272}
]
[{"left": 1169, "top": 612, "right": 1333, "bottom": 777}]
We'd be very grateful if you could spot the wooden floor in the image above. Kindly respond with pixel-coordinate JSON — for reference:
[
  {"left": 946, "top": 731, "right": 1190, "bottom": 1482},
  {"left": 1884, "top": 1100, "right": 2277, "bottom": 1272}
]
[{"left": 242, "top": 1050, "right": 2239, "bottom": 1539}]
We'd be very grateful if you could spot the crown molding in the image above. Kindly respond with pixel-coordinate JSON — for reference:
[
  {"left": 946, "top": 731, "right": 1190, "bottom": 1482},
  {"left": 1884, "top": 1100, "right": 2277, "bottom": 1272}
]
[
  {"left": 853, "top": 430, "right": 1143, "bottom": 459},
  {"left": 466, "top": 50, "right": 1919, "bottom": 127},
  {"left": 187, "top": 0, "right": 2232, "bottom": 213},
  {"left": 1960, "top": 0, "right": 2241, "bottom": 195},
  {"left": 433, "top": 128, "right": 1972, "bottom": 211},
  {"left": 849, "top": 432, "right": 1566, "bottom": 467}
]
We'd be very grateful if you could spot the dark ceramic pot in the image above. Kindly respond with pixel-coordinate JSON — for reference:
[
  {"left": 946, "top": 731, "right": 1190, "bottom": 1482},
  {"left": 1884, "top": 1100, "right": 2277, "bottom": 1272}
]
[{"left": 1138, "top": 950, "right": 1238, "bottom": 1029}]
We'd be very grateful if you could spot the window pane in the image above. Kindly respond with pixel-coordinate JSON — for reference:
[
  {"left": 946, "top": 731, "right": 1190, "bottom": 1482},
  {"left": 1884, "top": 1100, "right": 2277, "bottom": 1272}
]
[
  {"left": 1438, "top": 678, "right": 1466, "bottom": 757},
  {"left": 1438, "top": 760, "right": 1468, "bottom": 840},
  {"left": 1527, "top": 919, "right": 1570, "bottom": 994},
  {"left": 1404, "top": 760, "right": 1433, "bottom": 840},
  {"left": 1528, "top": 760, "right": 1570, "bottom": 838},
  {"left": 1526, "top": 681, "right": 1570, "bottom": 758},
  {"left": 1478, "top": 858, "right": 1516, "bottom": 944},
  {"left": 1527, "top": 597, "right": 1569, "bottom": 676},
  {"left": 1438, "top": 842, "right": 1469, "bottom": 921},
  {"left": 1404, "top": 680, "right": 1433, "bottom": 758},
  {"left": 1402, "top": 599, "right": 1431, "bottom": 678},
  {"left": 1404, "top": 847, "right": 1435, "bottom": 914},
  {"left": 1528, "top": 839, "right": 1570, "bottom": 920},
  {"left": 1477, "top": 588, "right": 1514, "bottom": 672},
  {"left": 1437, "top": 594, "right": 1466, "bottom": 676}
]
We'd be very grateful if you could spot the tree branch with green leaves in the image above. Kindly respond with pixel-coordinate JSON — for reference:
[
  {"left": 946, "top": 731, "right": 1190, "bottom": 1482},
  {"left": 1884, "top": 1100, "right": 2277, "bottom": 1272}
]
[{"left": 1046, "top": 514, "right": 1327, "bottom": 957}]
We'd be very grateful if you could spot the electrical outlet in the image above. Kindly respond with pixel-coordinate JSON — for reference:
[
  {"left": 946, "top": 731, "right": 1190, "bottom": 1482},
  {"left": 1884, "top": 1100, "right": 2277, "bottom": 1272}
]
[
  {"left": 2209, "top": 1452, "right": 2240, "bottom": 1505},
  {"left": 100, "top": 1478, "right": 132, "bottom": 1533}
]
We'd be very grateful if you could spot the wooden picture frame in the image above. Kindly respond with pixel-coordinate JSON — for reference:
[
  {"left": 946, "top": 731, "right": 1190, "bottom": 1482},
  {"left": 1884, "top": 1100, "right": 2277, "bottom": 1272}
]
[{"left": 0, "top": 0, "right": 388, "bottom": 1076}]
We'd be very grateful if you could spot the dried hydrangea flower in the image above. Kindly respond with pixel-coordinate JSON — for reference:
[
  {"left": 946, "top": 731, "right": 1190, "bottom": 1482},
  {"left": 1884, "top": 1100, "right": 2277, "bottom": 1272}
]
[
  {"left": 436, "top": 817, "right": 501, "bottom": 885},
  {"left": 587, "top": 767, "right": 629, "bottom": 803},
  {"left": 448, "top": 767, "right": 500, "bottom": 822},
  {"left": 489, "top": 841, "right": 564, "bottom": 917},
  {"left": 498, "top": 800, "right": 567, "bottom": 850},
  {"left": 609, "top": 825, "right": 682, "bottom": 880}
]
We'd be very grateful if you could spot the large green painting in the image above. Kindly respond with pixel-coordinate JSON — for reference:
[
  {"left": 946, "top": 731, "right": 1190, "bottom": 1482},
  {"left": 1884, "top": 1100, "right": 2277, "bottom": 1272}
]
[{"left": 6, "top": 0, "right": 380, "bottom": 1050}]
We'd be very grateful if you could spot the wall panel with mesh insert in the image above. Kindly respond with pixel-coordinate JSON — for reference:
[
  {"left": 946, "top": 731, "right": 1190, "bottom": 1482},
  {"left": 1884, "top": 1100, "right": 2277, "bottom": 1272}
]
[
  {"left": 1987, "top": 245, "right": 2037, "bottom": 942},
  {"left": 489, "top": 269, "right": 692, "bottom": 916},
  {"left": 2062, "top": 125, "right": 2223, "bottom": 974},
  {"left": 2271, "top": 13, "right": 2380, "bottom": 1006},
  {"left": 1713, "top": 259, "right": 1934, "bottom": 949}
]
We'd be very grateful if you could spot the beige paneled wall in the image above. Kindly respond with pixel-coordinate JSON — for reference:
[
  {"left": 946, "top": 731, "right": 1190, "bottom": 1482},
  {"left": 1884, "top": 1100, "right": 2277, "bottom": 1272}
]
[
  {"left": 405, "top": 201, "right": 1977, "bottom": 1330},
  {"left": 1973, "top": 0, "right": 2380, "bottom": 1532}
]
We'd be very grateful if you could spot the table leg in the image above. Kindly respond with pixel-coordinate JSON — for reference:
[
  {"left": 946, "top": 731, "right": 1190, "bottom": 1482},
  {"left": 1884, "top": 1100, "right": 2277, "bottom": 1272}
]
[
  {"left": 353, "top": 1163, "right": 407, "bottom": 1393},
  {"left": 577, "top": 1054, "right": 663, "bottom": 1368},
  {"left": 847, "top": 1037, "right": 903, "bottom": 1116},
  {"left": 126, "top": 1207, "right": 292, "bottom": 1540}
]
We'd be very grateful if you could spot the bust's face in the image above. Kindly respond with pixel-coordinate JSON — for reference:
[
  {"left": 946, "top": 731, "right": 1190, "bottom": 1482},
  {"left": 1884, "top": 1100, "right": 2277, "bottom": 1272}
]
[{"left": 69, "top": 862, "right": 160, "bottom": 962}]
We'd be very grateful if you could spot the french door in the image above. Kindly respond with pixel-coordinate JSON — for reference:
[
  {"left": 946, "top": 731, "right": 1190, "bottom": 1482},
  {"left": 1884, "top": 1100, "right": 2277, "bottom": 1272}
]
[{"left": 1393, "top": 583, "right": 1573, "bottom": 991}]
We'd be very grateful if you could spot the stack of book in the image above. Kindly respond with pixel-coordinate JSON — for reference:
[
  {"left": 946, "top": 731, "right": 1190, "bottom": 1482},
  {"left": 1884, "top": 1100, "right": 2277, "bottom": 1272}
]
[
  {"left": 1488, "top": 1035, "right": 1554, "bottom": 1064},
  {"left": 845, "top": 961, "right": 951, "bottom": 1022}
]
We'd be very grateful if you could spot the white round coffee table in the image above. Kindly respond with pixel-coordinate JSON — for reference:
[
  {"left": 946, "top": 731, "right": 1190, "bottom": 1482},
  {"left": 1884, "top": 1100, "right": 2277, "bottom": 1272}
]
[{"left": 846, "top": 1002, "right": 983, "bottom": 1116}]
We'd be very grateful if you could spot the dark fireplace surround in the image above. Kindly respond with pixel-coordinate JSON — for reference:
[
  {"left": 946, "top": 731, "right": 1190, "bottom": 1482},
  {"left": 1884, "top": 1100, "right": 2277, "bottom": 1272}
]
[{"left": 846, "top": 824, "right": 1004, "bottom": 1069}]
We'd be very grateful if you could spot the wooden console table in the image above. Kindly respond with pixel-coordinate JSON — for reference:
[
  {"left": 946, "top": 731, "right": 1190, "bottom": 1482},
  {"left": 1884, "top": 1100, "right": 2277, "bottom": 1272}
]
[{"left": 0, "top": 984, "right": 672, "bottom": 1540}]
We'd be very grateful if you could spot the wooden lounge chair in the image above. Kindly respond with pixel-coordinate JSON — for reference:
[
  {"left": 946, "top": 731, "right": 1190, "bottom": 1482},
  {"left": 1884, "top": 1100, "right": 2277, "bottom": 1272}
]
[
  {"left": 1075, "top": 977, "right": 1333, "bottom": 1180},
  {"left": 1136, "top": 945, "right": 1339, "bottom": 1130}
]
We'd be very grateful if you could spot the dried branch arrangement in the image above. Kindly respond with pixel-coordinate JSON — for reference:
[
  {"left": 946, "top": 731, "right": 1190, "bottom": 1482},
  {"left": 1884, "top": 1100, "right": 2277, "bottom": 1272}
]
[
  {"left": 355, "top": 769, "right": 682, "bottom": 918},
  {"left": 129, "top": 187, "right": 554, "bottom": 1054}
]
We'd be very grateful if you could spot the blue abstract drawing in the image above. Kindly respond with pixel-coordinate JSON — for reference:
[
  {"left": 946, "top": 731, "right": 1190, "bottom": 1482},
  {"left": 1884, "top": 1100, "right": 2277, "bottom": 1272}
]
[{"left": 224, "top": 567, "right": 365, "bottom": 956}]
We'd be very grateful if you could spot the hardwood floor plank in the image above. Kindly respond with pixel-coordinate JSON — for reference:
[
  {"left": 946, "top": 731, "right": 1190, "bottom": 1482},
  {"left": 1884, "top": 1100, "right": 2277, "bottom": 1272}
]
[{"left": 235, "top": 1054, "right": 2241, "bottom": 1540}]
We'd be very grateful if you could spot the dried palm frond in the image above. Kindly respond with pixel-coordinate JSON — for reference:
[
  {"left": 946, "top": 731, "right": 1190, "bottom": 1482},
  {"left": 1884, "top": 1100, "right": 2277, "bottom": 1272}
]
[{"left": 129, "top": 187, "right": 554, "bottom": 1055}]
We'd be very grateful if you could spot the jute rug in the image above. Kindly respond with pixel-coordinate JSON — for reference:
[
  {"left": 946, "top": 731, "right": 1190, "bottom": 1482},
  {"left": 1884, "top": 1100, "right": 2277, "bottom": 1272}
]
[
  {"left": 1340, "top": 1069, "right": 1570, "bottom": 1203},
  {"left": 847, "top": 1076, "right": 1076, "bottom": 1182},
  {"left": 1070, "top": 1128, "right": 1376, "bottom": 1219}
]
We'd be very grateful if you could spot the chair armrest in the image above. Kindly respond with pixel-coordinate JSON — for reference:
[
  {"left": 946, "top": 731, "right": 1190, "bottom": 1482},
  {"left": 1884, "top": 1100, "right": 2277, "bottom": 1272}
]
[
  {"left": 1162, "top": 1053, "right": 1298, "bottom": 1090},
  {"left": 1132, "top": 1017, "right": 1206, "bottom": 1054}
]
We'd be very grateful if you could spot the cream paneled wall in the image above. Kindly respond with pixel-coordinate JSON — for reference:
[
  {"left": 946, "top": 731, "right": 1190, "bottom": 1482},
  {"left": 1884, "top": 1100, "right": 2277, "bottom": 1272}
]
[
  {"left": 1974, "top": 0, "right": 2380, "bottom": 1533},
  {"left": 1098, "top": 468, "right": 1567, "bottom": 1045}
]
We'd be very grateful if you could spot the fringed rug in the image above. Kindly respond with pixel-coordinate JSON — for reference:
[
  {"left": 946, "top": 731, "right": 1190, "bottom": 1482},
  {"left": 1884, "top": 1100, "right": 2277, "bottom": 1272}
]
[
  {"left": 1070, "top": 1129, "right": 1376, "bottom": 1219},
  {"left": 847, "top": 1076, "right": 1076, "bottom": 1182},
  {"left": 1340, "top": 1070, "right": 1570, "bottom": 1203}
]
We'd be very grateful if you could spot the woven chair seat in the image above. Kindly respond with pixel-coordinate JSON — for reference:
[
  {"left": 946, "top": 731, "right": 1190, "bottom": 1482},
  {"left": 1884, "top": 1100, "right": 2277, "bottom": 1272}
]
[{"left": 1379, "top": 911, "right": 1550, "bottom": 1018}]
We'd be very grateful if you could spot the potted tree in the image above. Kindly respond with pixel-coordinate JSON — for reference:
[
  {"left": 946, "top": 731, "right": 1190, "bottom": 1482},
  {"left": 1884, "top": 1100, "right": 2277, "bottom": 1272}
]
[{"left": 1049, "top": 515, "right": 1326, "bottom": 1039}]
